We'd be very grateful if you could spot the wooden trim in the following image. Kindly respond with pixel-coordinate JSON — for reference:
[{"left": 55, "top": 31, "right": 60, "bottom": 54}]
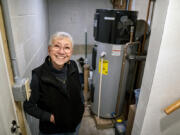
[
  {"left": 164, "top": 99, "right": 180, "bottom": 115},
  {"left": 0, "top": 4, "right": 27, "bottom": 135},
  {"left": 0, "top": 4, "right": 13, "bottom": 85}
]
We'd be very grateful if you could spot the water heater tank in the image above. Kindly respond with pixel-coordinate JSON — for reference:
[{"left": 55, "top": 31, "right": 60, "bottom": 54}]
[{"left": 91, "top": 9, "right": 138, "bottom": 118}]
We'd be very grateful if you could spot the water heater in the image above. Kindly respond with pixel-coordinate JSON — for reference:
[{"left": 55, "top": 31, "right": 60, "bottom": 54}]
[{"left": 91, "top": 9, "right": 138, "bottom": 118}]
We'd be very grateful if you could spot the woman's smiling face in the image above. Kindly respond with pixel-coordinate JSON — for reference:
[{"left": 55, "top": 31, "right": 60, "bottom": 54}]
[{"left": 48, "top": 36, "right": 73, "bottom": 69}]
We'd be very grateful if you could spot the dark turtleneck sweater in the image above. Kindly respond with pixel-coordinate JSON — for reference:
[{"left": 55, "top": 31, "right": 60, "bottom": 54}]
[{"left": 49, "top": 61, "right": 67, "bottom": 90}]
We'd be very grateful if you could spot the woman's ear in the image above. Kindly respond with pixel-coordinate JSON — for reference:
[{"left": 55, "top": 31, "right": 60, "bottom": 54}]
[
  {"left": 71, "top": 48, "right": 74, "bottom": 54},
  {"left": 48, "top": 46, "right": 51, "bottom": 55}
]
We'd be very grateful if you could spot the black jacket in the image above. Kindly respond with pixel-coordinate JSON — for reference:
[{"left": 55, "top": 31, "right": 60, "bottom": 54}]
[{"left": 24, "top": 57, "right": 84, "bottom": 133}]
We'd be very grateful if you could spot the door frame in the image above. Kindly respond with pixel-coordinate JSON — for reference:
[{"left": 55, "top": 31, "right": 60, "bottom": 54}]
[{"left": 0, "top": 2, "right": 28, "bottom": 135}]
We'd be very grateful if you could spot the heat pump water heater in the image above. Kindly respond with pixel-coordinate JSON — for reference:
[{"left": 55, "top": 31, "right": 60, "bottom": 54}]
[{"left": 91, "top": 9, "right": 138, "bottom": 118}]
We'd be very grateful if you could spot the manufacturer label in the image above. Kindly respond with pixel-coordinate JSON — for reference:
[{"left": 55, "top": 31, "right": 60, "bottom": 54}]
[{"left": 112, "top": 45, "right": 121, "bottom": 56}]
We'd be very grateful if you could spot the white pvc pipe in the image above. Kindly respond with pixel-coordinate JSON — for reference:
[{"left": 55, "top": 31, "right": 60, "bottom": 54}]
[
  {"left": 1, "top": 0, "right": 20, "bottom": 83},
  {"left": 97, "top": 58, "right": 104, "bottom": 118}
]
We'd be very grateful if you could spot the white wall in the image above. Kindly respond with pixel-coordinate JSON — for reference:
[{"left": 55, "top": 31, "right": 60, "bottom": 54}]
[
  {"left": 134, "top": 0, "right": 154, "bottom": 25},
  {"left": 134, "top": 0, "right": 148, "bottom": 20},
  {"left": 7, "top": 0, "right": 49, "bottom": 78},
  {"left": 132, "top": 0, "right": 180, "bottom": 134}
]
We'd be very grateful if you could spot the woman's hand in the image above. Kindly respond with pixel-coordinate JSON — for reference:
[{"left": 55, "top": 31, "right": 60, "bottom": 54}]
[{"left": 50, "top": 114, "right": 55, "bottom": 124}]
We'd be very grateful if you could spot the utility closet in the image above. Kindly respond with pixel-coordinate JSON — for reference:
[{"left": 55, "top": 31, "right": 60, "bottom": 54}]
[{"left": 0, "top": 0, "right": 180, "bottom": 135}]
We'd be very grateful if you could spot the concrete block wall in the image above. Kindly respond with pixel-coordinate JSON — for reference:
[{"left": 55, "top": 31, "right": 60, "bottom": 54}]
[
  {"left": 7, "top": 0, "right": 49, "bottom": 78},
  {"left": 48, "top": 0, "right": 112, "bottom": 45}
]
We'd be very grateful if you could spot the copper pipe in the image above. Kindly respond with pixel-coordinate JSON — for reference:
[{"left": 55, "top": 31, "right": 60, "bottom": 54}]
[
  {"left": 115, "top": 41, "right": 140, "bottom": 114},
  {"left": 115, "top": 26, "right": 140, "bottom": 115},
  {"left": 141, "top": 0, "right": 151, "bottom": 53},
  {"left": 128, "top": 0, "right": 133, "bottom": 11}
]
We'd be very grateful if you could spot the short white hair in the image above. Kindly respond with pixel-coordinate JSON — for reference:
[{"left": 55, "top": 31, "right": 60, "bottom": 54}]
[{"left": 49, "top": 32, "right": 73, "bottom": 47}]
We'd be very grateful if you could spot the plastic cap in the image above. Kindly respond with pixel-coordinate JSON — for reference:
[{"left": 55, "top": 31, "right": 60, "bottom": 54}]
[{"left": 116, "top": 119, "right": 122, "bottom": 123}]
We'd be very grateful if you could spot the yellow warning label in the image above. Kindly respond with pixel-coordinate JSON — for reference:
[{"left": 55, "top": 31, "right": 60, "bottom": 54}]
[{"left": 99, "top": 59, "right": 108, "bottom": 75}]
